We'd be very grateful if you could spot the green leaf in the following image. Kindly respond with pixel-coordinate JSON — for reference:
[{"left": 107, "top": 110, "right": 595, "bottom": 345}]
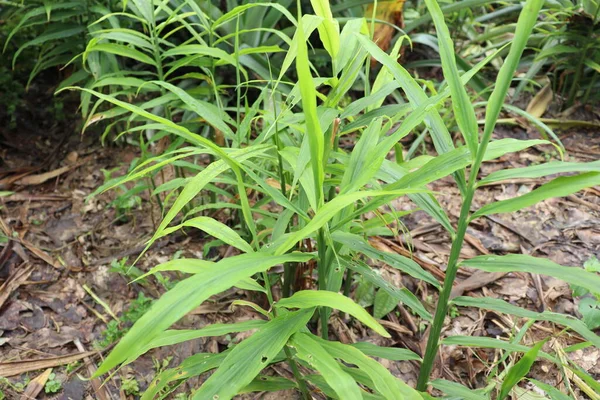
[
  {"left": 296, "top": 12, "right": 325, "bottom": 207},
  {"left": 94, "top": 253, "right": 313, "bottom": 376},
  {"left": 290, "top": 333, "right": 362, "bottom": 400},
  {"left": 528, "top": 379, "right": 572, "bottom": 400},
  {"left": 473, "top": 172, "right": 600, "bottom": 219},
  {"left": 4, "top": 2, "right": 83, "bottom": 52},
  {"left": 341, "top": 257, "right": 432, "bottom": 321},
  {"left": 479, "top": 160, "right": 600, "bottom": 185},
  {"left": 373, "top": 289, "right": 398, "bottom": 319},
  {"left": 452, "top": 296, "right": 600, "bottom": 348},
  {"left": 191, "top": 309, "right": 314, "bottom": 399},
  {"left": 309, "top": 0, "right": 340, "bottom": 67},
  {"left": 355, "top": 33, "right": 456, "bottom": 162},
  {"left": 273, "top": 189, "right": 427, "bottom": 256},
  {"left": 340, "top": 117, "right": 384, "bottom": 195},
  {"left": 333, "top": 231, "right": 440, "bottom": 288},
  {"left": 161, "top": 216, "right": 253, "bottom": 254},
  {"left": 13, "top": 23, "right": 85, "bottom": 67},
  {"left": 162, "top": 45, "right": 238, "bottom": 67},
  {"left": 239, "top": 376, "right": 297, "bottom": 394},
  {"left": 276, "top": 290, "right": 390, "bottom": 337},
  {"left": 479, "top": 0, "right": 545, "bottom": 150},
  {"left": 351, "top": 342, "right": 421, "bottom": 361},
  {"left": 430, "top": 379, "right": 489, "bottom": 400},
  {"left": 149, "top": 81, "right": 236, "bottom": 139},
  {"left": 442, "top": 336, "right": 558, "bottom": 364},
  {"left": 461, "top": 255, "right": 600, "bottom": 303},
  {"left": 124, "top": 320, "right": 266, "bottom": 365},
  {"left": 131, "top": 258, "right": 215, "bottom": 282},
  {"left": 423, "top": 0, "right": 479, "bottom": 155},
  {"left": 143, "top": 352, "right": 228, "bottom": 399},
  {"left": 233, "top": 278, "right": 267, "bottom": 294},
  {"left": 499, "top": 339, "right": 547, "bottom": 400},
  {"left": 212, "top": 2, "right": 297, "bottom": 29},
  {"left": 85, "top": 42, "right": 156, "bottom": 66},
  {"left": 579, "top": 298, "right": 600, "bottom": 330},
  {"left": 312, "top": 334, "right": 424, "bottom": 399},
  {"left": 391, "top": 139, "right": 547, "bottom": 191}
]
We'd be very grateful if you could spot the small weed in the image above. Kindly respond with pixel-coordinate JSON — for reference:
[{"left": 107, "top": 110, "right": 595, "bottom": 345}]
[
  {"left": 571, "top": 257, "right": 600, "bottom": 329},
  {"left": 95, "top": 320, "right": 123, "bottom": 349},
  {"left": 65, "top": 361, "right": 81, "bottom": 374},
  {"left": 0, "top": 377, "right": 25, "bottom": 393},
  {"left": 155, "top": 272, "right": 175, "bottom": 291},
  {"left": 121, "top": 376, "right": 140, "bottom": 396},
  {"left": 449, "top": 304, "right": 460, "bottom": 319},
  {"left": 153, "top": 356, "right": 173, "bottom": 374},
  {"left": 109, "top": 257, "right": 146, "bottom": 285},
  {"left": 95, "top": 293, "right": 153, "bottom": 349},
  {"left": 123, "top": 292, "right": 153, "bottom": 323},
  {"left": 44, "top": 373, "right": 62, "bottom": 394},
  {"left": 101, "top": 168, "right": 145, "bottom": 223}
]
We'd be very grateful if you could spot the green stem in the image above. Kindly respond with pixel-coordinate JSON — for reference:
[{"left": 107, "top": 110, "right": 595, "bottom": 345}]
[
  {"left": 261, "top": 271, "right": 274, "bottom": 307},
  {"left": 234, "top": 14, "right": 242, "bottom": 147},
  {"left": 317, "top": 228, "right": 328, "bottom": 339},
  {"left": 282, "top": 262, "right": 295, "bottom": 298},
  {"left": 283, "top": 346, "right": 310, "bottom": 399},
  {"left": 342, "top": 266, "right": 353, "bottom": 298},
  {"left": 416, "top": 187, "right": 473, "bottom": 390},
  {"left": 417, "top": 102, "right": 498, "bottom": 391}
]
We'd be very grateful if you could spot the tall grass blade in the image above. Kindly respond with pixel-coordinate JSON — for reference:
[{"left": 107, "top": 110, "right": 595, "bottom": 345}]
[{"left": 295, "top": 12, "right": 325, "bottom": 206}]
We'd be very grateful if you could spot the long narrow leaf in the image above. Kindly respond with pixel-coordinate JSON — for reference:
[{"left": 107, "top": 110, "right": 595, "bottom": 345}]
[
  {"left": 472, "top": 172, "right": 600, "bottom": 219},
  {"left": 161, "top": 216, "right": 254, "bottom": 254},
  {"left": 313, "top": 334, "right": 424, "bottom": 399},
  {"left": 452, "top": 296, "right": 600, "bottom": 348},
  {"left": 276, "top": 290, "right": 390, "bottom": 337},
  {"left": 192, "top": 309, "right": 314, "bottom": 399},
  {"left": 290, "top": 333, "right": 362, "bottom": 399},
  {"left": 94, "top": 253, "right": 313, "bottom": 376},
  {"left": 423, "top": 0, "right": 479, "bottom": 155},
  {"left": 499, "top": 339, "right": 547, "bottom": 400}
]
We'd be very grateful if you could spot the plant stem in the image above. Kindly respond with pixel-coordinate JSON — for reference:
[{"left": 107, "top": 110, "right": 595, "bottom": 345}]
[
  {"left": 317, "top": 228, "right": 329, "bottom": 339},
  {"left": 283, "top": 346, "right": 310, "bottom": 399},
  {"left": 282, "top": 262, "right": 295, "bottom": 298},
  {"left": 261, "top": 271, "right": 274, "bottom": 307},
  {"left": 418, "top": 103, "right": 498, "bottom": 392},
  {"left": 342, "top": 266, "right": 353, "bottom": 297},
  {"left": 416, "top": 187, "right": 473, "bottom": 390}
]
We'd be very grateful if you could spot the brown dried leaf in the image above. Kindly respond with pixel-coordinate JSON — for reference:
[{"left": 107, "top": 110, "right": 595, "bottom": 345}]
[
  {"left": 0, "top": 351, "right": 96, "bottom": 377},
  {"left": 0, "top": 262, "right": 33, "bottom": 309},
  {"left": 366, "top": 0, "right": 405, "bottom": 53},
  {"left": 14, "top": 165, "right": 73, "bottom": 186}
]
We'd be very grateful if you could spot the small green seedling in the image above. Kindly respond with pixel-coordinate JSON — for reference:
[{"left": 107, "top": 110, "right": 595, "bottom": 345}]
[{"left": 44, "top": 373, "right": 62, "bottom": 394}]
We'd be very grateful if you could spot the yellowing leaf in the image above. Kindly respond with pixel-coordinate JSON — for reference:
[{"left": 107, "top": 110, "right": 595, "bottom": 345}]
[{"left": 526, "top": 83, "right": 552, "bottom": 118}]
